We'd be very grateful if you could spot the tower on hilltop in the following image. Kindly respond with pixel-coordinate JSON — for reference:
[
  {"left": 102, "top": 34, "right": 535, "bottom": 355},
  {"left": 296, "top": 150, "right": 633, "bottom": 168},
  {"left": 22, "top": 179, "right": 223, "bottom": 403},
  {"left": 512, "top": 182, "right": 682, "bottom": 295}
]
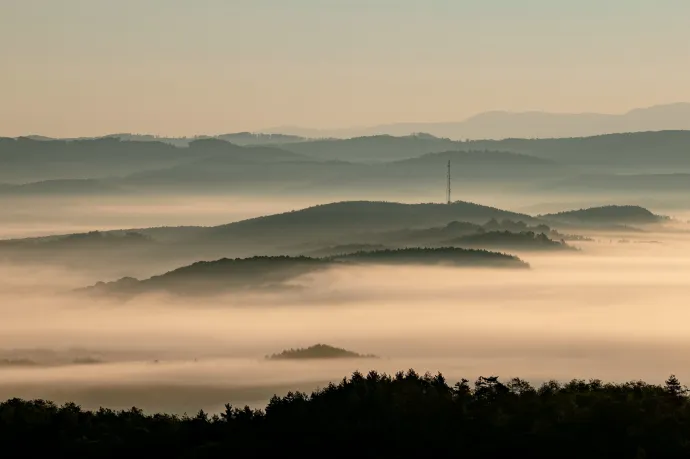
[{"left": 446, "top": 160, "right": 451, "bottom": 204}]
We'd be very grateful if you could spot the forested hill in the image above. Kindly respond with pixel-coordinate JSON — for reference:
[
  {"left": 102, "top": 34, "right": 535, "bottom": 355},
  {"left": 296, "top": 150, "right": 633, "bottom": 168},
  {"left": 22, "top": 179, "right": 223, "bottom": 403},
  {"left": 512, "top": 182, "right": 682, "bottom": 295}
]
[
  {"left": 82, "top": 248, "right": 527, "bottom": 297},
  {"left": 541, "top": 205, "right": 663, "bottom": 225},
  {"left": 210, "top": 201, "right": 538, "bottom": 242}
]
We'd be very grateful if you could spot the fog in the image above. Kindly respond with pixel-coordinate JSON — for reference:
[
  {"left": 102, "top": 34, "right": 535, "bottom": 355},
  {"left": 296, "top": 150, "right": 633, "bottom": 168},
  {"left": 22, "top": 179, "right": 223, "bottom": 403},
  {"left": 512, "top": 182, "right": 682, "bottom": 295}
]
[
  {"left": 3, "top": 191, "right": 688, "bottom": 240},
  {"left": 2, "top": 223, "right": 690, "bottom": 414}
]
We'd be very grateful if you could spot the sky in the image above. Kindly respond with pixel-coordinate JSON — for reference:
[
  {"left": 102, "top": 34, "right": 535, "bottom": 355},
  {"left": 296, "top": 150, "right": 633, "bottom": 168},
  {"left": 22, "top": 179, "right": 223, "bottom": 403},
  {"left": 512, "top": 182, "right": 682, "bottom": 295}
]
[{"left": 1, "top": 0, "right": 689, "bottom": 137}]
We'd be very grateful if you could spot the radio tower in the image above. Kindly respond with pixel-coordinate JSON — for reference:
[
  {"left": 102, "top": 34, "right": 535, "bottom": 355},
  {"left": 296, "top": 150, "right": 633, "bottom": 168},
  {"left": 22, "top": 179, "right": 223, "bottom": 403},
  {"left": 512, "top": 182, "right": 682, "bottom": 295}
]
[{"left": 446, "top": 160, "right": 451, "bottom": 204}]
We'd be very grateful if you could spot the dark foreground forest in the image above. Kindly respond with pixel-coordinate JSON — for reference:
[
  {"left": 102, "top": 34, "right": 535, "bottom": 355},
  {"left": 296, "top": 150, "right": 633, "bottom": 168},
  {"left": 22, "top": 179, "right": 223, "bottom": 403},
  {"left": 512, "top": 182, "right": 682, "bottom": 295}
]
[{"left": 3, "top": 371, "right": 690, "bottom": 458}]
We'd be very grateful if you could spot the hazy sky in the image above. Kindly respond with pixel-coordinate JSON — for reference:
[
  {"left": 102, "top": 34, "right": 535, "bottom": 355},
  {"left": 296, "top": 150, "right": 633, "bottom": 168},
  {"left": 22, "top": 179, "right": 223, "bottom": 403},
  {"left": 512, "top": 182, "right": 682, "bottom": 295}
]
[{"left": 2, "top": 0, "right": 689, "bottom": 137}]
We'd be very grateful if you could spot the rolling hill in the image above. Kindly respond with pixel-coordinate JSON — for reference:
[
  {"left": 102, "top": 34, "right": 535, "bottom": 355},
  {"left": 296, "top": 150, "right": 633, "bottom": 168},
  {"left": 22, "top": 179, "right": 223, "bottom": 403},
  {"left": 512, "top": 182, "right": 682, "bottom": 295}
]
[
  {"left": 466, "top": 131, "right": 690, "bottom": 170},
  {"left": 81, "top": 248, "right": 528, "bottom": 297},
  {"left": 4, "top": 132, "right": 690, "bottom": 197},
  {"left": 208, "top": 201, "right": 539, "bottom": 245},
  {"left": 331, "top": 247, "right": 528, "bottom": 268},
  {"left": 0, "top": 137, "right": 311, "bottom": 183},
  {"left": 81, "top": 256, "right": 334, "bottom": 297},
  {"left": 384, "top": 150, "right": 574, "bottom": 182},
  {"left": 277, "top": 134, "right": 461, "bottom": 162},
  {"left": 540, "top": 205, "right": 663, "bottom": 226},
  {"left": 270, "top": 130, "right": 690, "bottom": 171}
]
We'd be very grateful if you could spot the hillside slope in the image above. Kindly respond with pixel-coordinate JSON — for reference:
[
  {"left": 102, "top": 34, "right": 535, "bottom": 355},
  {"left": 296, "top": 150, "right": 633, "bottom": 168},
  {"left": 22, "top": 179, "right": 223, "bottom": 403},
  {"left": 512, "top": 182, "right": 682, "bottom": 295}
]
[
  {"left": 82, "top": 248, "right": 527, "bottom": 297},
  {"left": 209, "top": 201, "right": 538, "bottom": 244},
  {"left": 540, "top": 205, "right": 662, "bottom": 225}
]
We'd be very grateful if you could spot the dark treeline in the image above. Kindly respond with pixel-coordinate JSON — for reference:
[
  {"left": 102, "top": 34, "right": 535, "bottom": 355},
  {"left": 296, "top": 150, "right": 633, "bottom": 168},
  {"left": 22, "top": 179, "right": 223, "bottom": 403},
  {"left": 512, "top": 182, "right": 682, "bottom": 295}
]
[{"left": 3, "top": 371, "right": 690, "bottom": 457}]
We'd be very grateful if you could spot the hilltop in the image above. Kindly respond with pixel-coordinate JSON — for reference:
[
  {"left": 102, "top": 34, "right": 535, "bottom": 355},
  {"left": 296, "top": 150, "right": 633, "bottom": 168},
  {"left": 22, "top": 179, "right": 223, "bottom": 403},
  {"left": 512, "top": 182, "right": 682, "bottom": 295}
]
[
  {"left": 209, "top": 201, "right": 538, "bottom": 245},
  {"left": 266, "top": 344, "right": 378, "bottom": 360},
  {"left": 541, "top": 205, "right": 663, "bottom": 226},
  {"left": 81, "top": 256, "right": 334, "bottom": 297},
  {"left": 81, "top": 248, "right": 527, "bottom": 297}
]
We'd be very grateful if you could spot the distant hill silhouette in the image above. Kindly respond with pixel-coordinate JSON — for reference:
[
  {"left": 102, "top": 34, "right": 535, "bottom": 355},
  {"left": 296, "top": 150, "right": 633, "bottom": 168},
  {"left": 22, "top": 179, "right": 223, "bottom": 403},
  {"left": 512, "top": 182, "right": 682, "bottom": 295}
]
[
  {"left": 113, "top": 147, "right": 571, "bottom": 195},
  {"left": 0, "top": 348, "right": 105, "bottom": 367},
  {"left": 5, "top": 132, "right": 690, "bottom": 195},
  {"left": 0, "top": 178, "right": 124, "bottom": 196},
  {"left": 82, "top": 248, "right": 527, "bottom": 297},
  {"left": 541, "top": 205, "right": 663, "bottom": 225},
  {"left": 209, "top": 201, "right": 538, "bottom": 246},
  {"left": 445, "top": 231, "right": 574, "bottom": 251},
  {"left": 273, "top": 130, "right": 690, "bottom": 171},
  {"left": 371, "top": 219, "right": 558, "bottom": 247},
  {"left": 275, "top": 134, "right": 461, "bottom": 162},
  {"left": 543, "top": 172, "right": 690, "bottom": 193},
  {"left": 285, "top": 219, "right": 587, "bottom": 256},
  {"left": 0, "top": 137, "right": 310, "bottom": 183},
  {"left": 466, "top": 131, "right": 690, "bottom": 170},
  {"left": 20, "top": 132, "right": 307, "bottom": 147},
  {"left": 263, "top": 103, "right": 690, "bottom": 140},
  {"left": 81, "top": 256, "right": 333, "bottom": 297},
  {"left": 0, "top": 231, "right": 154, "bottom": 251},
  {"left": 331, "top": 247, "right": 528, "bottom": 268},
  {"left": 266, "top": 344, "right": 378, "bottom": 360},
  {"left": 0, "top": 200, "right": 538, "bottom": 276},
  {"left": 379, "top": 150, "right": 567, "bottom": 179}
]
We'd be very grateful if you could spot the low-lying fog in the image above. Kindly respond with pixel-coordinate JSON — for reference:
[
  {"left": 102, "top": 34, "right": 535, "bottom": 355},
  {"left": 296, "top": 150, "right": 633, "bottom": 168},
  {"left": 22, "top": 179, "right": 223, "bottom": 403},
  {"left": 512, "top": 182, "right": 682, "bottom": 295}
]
[
  {"left": 2, "top": 230, "right": 690, "bottom": 414},
  {"left": 3, "top": 191, "right": 687, "bottom": 239}
]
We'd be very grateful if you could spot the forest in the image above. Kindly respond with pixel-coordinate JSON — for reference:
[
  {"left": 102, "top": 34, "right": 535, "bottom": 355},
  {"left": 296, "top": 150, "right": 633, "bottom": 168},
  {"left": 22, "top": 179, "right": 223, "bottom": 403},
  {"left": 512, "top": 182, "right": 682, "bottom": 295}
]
[{"left": 3, "top": 371, "right": 690, "bottom": 457}]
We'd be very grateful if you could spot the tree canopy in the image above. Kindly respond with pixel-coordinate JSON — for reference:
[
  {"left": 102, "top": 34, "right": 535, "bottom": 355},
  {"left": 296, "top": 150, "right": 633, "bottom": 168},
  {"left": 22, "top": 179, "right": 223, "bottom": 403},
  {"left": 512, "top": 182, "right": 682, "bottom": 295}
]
[{"left": 2, "top": 371, "right": 690, "bottom": 457}]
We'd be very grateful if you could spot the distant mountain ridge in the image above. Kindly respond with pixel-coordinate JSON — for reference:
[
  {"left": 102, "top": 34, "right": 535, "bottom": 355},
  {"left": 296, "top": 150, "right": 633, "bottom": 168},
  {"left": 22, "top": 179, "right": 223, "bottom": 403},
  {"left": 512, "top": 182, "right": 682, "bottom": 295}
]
[
  {"left": 262, "top": 103, "right": 690, "bottom": 140},
  {"left": 0, "top": 136, "right": 311, "bottom": 183},
  {"left": 13, "top": 103, "right": 690, "bottom": 143}
]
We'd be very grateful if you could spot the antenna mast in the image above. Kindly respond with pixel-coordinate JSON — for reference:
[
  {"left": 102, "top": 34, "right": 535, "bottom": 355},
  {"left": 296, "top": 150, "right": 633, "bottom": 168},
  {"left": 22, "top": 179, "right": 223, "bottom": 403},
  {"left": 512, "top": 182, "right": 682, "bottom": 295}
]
[{"left": 446, "top": 160, "right": 451, "bottom": 204}]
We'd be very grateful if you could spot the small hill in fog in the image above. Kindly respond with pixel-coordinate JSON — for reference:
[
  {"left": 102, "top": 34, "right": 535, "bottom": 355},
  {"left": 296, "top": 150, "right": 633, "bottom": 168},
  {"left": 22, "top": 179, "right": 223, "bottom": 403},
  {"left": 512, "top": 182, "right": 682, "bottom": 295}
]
[
  {"left": 82, "top": 256, "right": 334, "bottom": 297},
  {"left": 0, "top": 349, "right": 106, "bottom": 368},
  {"left": 0, "top": 358, "right": 37, "bottom": 368},
  {"left": 266, "top": 344, "right": 378, "bottom": 360},
  {"left": 445, "top": 231, "right": 574, "bottom": 251},
  {"left": 541, "top": 205, "right": 662, "bottom": 225}
]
